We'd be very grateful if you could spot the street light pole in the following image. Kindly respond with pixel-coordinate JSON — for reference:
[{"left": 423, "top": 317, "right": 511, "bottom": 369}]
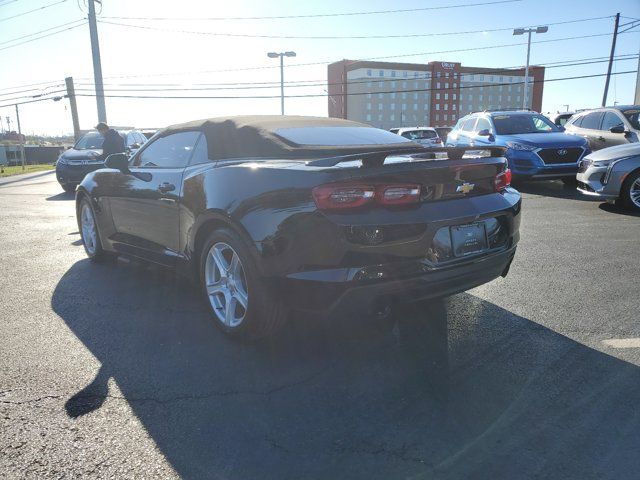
[
  {"left": 268, "top": 51, "right": 296, "bottom": 115},
  {"left": 513, "top": 26, "right": 548, "bottom": 110}
]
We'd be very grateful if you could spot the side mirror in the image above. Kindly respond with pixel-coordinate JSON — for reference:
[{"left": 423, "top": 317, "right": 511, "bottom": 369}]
[
  {"left": 477, "top": 129, "right": 491, "bottom": 137},
  {"left": 609, "top": 124, "right": 625, "bottom": 134},
  {"left": 104, "top": 152, "right": 130, "bottom": 172}
]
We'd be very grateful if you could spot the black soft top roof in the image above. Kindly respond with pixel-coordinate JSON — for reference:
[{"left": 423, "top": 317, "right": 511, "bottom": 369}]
[{"left": 160, "top": 115, "right": 419, "bottom": 160}]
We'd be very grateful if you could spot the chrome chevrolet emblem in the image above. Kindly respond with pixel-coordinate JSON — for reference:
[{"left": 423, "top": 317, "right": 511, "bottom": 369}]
[
  {"left": 456, "top": 182, "right": 475, "bottom": 194},
  {"left": 557, "top": 149, "right": 568, "bottom": 156}
]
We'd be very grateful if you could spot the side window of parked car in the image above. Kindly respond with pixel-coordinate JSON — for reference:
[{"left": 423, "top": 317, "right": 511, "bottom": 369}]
[
  {"left": 580, "top": 112, "right": 604, "bottom": 130},
  {"left": 462, "top": 117, "right": 476, "bottom": 132},
  {"left": 474, "top": 117, "right": 492, "bottom": 133},
  {"left": 189, "top": 134, "right": 210, "bottom": 165},
  {"left": 601, "top": 112, "right": 623, "bottom": 131},
  {"left": 134, "top": 131, "right": 201, "bottom": 168}
]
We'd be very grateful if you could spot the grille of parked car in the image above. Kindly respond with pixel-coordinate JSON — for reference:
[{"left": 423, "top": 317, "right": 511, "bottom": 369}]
[{"left": 537, "top": 147, "right": 583, "bottom": 164}]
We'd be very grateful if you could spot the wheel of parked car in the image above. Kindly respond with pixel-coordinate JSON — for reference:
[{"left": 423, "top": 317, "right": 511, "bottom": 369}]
[
  {"left": 62, "top": 184, "right": 76, "bottom": 193},
  {"left": 200, "top": 227, "right": 288, "bottom": 340},
  {"left": 621, "top": 170, "right": 640, "bottom": 211},
  {"left": 561, "top": 177, "right": 578, "bottom": 187},
  {"left": 78, "top": 198, "right": 109, "bottom": 262}
]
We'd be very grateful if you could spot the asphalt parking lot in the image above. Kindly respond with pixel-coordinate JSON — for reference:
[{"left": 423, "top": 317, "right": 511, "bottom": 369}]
[{"left": 1, "top": 171, "right": 639, "bottom": 479}]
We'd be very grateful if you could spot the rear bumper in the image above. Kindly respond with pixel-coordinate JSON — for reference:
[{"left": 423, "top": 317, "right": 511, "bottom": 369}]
[{"left": 276, "top": 245, "right": 517, "bottom": 316}]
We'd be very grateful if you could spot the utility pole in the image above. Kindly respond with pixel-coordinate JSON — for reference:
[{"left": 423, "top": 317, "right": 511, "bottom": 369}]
[
  {"left": 87, "top": 0, "right": 107, "bottom": 122},
  {"left": 634, "top": 47, "right": 640, "bottom": 105},
  {"left": 513, "top": 26, "right": 548, "bottom": 110},
  {"left": 65, "top": 77, "right": 81, "bottom": 141},
  {"left": 602, "top": 13, "right": 620, "bottom": 107},
  {"left": 15, "top": 105, "right": 25, "bottom": 171},
  {"left": 267, "top": 51, "right": 296, "bottom": 115}
]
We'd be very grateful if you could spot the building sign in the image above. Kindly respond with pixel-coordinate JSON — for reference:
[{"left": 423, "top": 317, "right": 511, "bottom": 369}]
[{"left": 441, "top": 62, "right": 456, "bottom": 70}]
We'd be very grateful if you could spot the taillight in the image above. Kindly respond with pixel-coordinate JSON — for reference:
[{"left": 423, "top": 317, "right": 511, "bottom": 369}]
[
  {"left": 312, "top": 183, "right": 421, "bottom": 210},
  {"left": 494, "top": 168, "right": 512, "bottom": 192}
]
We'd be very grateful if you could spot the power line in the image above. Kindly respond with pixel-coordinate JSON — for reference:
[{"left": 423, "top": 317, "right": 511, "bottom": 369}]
[
  {"left": 0, "top": 20, "right": 85, "bottom": 52},
  {"left": 99, "top": 0, "right": 523, "bottom": 22},
  {"left": 0, "top": 0, "right": 67, "bottom": 23},
  {"left": 0, "top": 80, "right": 64, "bottom": 93},
  {"left": 97, "top": 15, "right": 613, "bottom": 40},
  {"left": 72, "top": 54, "right": 638, "bottom": 91},
  {"left": 0, "top": 90, "right": 66, "bottom": 103},
  {"left": 70, "top": 56, "right": 639, "bottom": 94},
  {"left": 0, "top": 0, "right": 20, "bottom": 7},
  {"left": 0, "top": 94, "right": 68, "bottom": 109},
  {"left": 84, "top": 30, "right": 634, "bottom": 81},
  {"left": 0, "top": 84, "right": 64, "bottom": 98},
  {"left": 55, "top": 71, "right": 636, "bottom": 103},
  {"left": 0, "top": 18, "right": 85, "bottom": 46}
]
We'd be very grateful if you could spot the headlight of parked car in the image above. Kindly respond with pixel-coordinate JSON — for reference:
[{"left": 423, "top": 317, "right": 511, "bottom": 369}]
[
  {"left": 505, "top": 141, "right": 537, "bottom": 151},
  {"left": 56, "top": 156, "right": 68, "bottom": 165}
]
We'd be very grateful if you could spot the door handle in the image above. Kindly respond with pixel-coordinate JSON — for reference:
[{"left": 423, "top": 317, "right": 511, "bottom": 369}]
[{"left": 158, "top": 182, "right": 175, "bottom": 193}]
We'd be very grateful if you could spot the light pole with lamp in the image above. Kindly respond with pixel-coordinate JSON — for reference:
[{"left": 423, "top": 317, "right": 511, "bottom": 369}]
[
  {"left": 267, "top": 51, "right": 296, "bottom": 115},
  {"left": 513, "top": 26, "right": 548, "bottom": 110}
]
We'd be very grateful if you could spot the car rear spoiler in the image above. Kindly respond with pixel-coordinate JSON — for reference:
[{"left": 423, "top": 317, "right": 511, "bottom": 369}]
[{"left": 306, "top": 146, "right": 507, "bottom": 167}]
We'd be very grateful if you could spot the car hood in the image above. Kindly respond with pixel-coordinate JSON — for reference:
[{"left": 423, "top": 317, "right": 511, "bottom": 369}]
[
  {"left": 61, "top": 148, "right": 103, "bottom": 160},
  {"left": 498, "top": 132, "right": 587, "bottom": 148},
  {"left": 585, "top": 142, "right": 640, "bottom": 161}
]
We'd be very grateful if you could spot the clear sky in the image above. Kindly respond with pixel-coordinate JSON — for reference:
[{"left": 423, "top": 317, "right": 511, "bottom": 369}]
[{"left": 0, "top": 0, "right": 639, "bottom": 135}]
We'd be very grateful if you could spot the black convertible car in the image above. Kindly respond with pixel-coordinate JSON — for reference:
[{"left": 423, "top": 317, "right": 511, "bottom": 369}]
[{"left": 76, "top": 116, "right": 521, "bottom": 339}]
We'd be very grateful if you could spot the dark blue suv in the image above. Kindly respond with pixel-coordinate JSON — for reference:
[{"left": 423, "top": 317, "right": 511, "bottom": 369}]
[{"left": 446, "top": 111, "right": 590, "bottom": 182}]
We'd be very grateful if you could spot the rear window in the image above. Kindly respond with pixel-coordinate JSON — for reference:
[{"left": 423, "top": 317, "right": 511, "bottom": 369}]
[
  {"left": 622, "top": 108, "right": 640, "bottom": 129},
  {"left": 400, "top": 130, "right": 437, "bottom": 140},
  {"left": 492, "top": 114, "right": 559, "bottom": 135},
  {"left": 275, "top": 127, "right": 412, "bottom": 146},
  {"left": 580, "top": 112, "right": 604, "bottom": 130}
]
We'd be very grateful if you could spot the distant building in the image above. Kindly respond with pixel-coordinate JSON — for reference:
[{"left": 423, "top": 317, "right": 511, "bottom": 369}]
[
  {"left": 0, "top": 131, "right": 26, "bottom": 142},
  {"left": 327, "top": 60, "right": 545, "bottom": 130}
]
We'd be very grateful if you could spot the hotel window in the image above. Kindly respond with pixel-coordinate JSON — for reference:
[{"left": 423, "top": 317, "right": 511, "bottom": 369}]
[
  {"left": 402, "top": 92, "right": 407, "bottom": 99},
  {"left": 403, "top": 71, "right": 408, "bottom": 77},
  {"left": 378, "top": 93, "right": 383, "bottom": 99},
  {"left": 367, "top": 81, "right": 373, "bottom": 88},
  {"left": 452, "top": 93, "right": 457, "bottom": 100},
  {"left": 444, "top": 114, "right": 448, "bottom": 120},
  {"left": 469, "top": 75, "right": 474, "bottom": 81},
  {"left": 414, "top": 82, "right": 419, "bottom": 89},
  {"left": 413, "top": 92, "right": 418, "bottom": 100},
  {"left": 468, "top": 105, "right": 473, "bottom": 112},
  {"left": 391, "top": 104, "right": 395, "bottom": 110},
  {"left": 489, "top": 76, "right": 494, "bottom": 82},
  {"left": 391, "top": 92, "right": 396, "bottom": 99},
  {"left": 452, "top": 104, "right": 456, "bottom": 110},
  {"left": 444, "top": 93, "right": 449, "bottom": 100},
  {"left": 402, "top": 81, "right": 407, "bottom": 88},
  {"left": 367, "top": 70, "right": 372, "bottom": 76},
  {"left": 413, "top": 103, "right": 418, "bottom": 110},
  {"left": 366, "top": 93, "right": 372, "bottom": 99},
  {"left": 414, "top": 72, "right": 419, "bottom": 78},
  {"left": 479, "top": 94, "right": 483, "bottom": 101},
  {"left": 378, "top": 81, "right": 384, "bottom": 88},
  {"left": 367, "top": 103, "right": 372, "bottom": 110},
  {"left": 468, "top": 94, "right": 473, "bottom": 101},
  {"left": 453, "top": 83, "right": 457, "bottom": 88},
  {"left": 445, "top": 72, "right": 450, "bottom": 78},
  {"left": 379, "top": 70, "right": 384, "bottom": 77},
  {"left": 391, "top": 71, "right": 396, "bottom": 77},
  {"left": 445, "top": 83, "right": 449, "bottom": 89},
  {"left": 366, "top": 114, "right": 371, "bottom": 121},
  {"left": 391, "top": 81, "right": 396, "bottom": 88},
  {"left": 444, "top": 104, "right": 448, "bottom": 110},
  {"left": 402, "top": 103, "right": 407, "bottom": 111},
  {"left": 436, "top": 82, "right": 441, "bottom": 89},
  {"left": 516, "top": 95, "right": 521, "bottom": 102},
  {"left": 390, "top": 114, "right": 395, "bottom": 121},
  {"left": 435, "top": 104, "right": 440, "bottom": 110},
  {"left": 452, "top": 114, "right": 456, "bottom": 121},
  {"left": 479, "top": 75, "right": 484, "bottom": 81},
  {"left": 436, "top": 114, "right": 440, "bottom": 121},
  {"left": 499, "top": 76, "right": 503, "bottom": 82},
  {"left": 435, "top": 93, "right": 440, "bottom": 100},
  {"left": 378, "top": 114, "right": 383, "bottom": 121},
  {"left": 378, "top": 104, "right": 383, "bottom": 110},
  {"left": 437, "top": 72, "right": 442, "bottom": 78}
]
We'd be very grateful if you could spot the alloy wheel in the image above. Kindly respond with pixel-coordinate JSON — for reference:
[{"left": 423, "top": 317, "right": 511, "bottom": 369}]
[
  {"left": 205, "top": 242, "right": 249, "bottom": 327},
  {"left": 81, "top": 203, "right": 97, "bottom": 255},
  {"left": 630, "top": 178, "right": 640, "bottom": 209}
]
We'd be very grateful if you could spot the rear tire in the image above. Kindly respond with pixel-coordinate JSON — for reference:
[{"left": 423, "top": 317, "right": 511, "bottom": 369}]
[
  {"left": 62, "top": 184, "right": 76, "bottom": 193},
  {"left": 200, "top": 227, "right": 288, "bottom": 340},
  {"left": 561, "top": 177, "right": 578, "bottom": 187},
  {"left": 78, "top": 198, "right": 109, "bottom": 262},
  {"left": 621, "top": 170, "right": 640, "bottom": 212}
]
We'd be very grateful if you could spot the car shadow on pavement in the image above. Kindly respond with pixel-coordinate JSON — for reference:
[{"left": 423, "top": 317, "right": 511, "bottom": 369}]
[
  {"left": 598, "top": 202, "right": 640, "bottom": 217},
  {"left": 51, "top": 259, "right": 640, "bottom": 480},
  {"left": 46, "top": 192, "right": 75, "bottom": 201},
  {"left": 514, "top": 180, "right": 600, "bottom": 201}
]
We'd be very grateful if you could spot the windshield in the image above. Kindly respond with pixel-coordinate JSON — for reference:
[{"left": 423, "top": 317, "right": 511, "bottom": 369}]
[
  {"left": 401, "top": 130, "right": 437, "bottom": 140},
  {"left": 74, "top": 131, "right": 104, "bottom": 150},
  {"left": 493, "top": 114, "right": 560, "bottom": 135},
  {"left": 275, "top": 126, "right": 412, "bottom": 146},
  {"left": 622, "top": 109, "right": 640, "bottom": 129}
]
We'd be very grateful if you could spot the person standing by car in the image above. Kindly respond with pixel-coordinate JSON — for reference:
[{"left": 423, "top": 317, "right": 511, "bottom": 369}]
[{"left": 95, "top": 122, "right": 125, "bottom": 161}]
